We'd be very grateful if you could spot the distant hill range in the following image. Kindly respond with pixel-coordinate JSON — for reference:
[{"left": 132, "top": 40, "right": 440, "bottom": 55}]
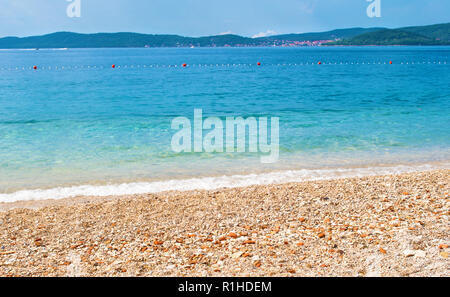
[
  {"left": 330, "top": 23, "right": 450, "bottom": 46},
  {"left": 0, "top": 23, "right": 448, "bottom": 49}
]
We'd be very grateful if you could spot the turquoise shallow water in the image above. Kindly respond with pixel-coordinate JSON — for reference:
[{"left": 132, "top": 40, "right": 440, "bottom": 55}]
[{"left": 0, "top": 46, "right": 449, "bottom": 194}]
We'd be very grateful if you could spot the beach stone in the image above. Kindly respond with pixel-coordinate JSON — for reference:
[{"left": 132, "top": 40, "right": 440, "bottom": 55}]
[
  {"left": 415, "top": 251, "right": 426, "bottom": 258},
  {"left": 231, "top": 251, "right": 243, "bottom": 259},
  {"left": 403, "top": 250, "right": 416, "bottom": 257}
]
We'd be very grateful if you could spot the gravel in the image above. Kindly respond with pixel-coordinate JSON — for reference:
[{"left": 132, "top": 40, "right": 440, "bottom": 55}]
[{"left": 0, "top": 170, "right": 448, "bottom": 277}]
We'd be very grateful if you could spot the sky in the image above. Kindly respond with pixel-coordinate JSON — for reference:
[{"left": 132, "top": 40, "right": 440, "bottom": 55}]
[{"left": 0, "top": 0, "right": 449, "bottom": 38}]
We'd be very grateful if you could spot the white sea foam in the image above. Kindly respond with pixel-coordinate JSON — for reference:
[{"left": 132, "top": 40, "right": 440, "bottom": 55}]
[{"left": 0, "top": 163, "right": 448, "bottom": 203}]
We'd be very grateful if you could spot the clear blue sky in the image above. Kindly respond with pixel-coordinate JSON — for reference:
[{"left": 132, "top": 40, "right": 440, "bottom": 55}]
[{"left": 0, "top": 0, "right": 449, "bottom": 37}]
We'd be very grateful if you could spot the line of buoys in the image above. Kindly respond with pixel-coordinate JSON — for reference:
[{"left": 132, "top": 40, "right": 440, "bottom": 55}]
[{"left": 1, "top": 61, "right": 448, "bottom": 72}]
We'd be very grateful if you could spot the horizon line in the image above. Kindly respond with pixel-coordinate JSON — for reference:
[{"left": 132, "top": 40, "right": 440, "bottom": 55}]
[{"left": 1, "top": 21, "right": 448, "bottom": 39}]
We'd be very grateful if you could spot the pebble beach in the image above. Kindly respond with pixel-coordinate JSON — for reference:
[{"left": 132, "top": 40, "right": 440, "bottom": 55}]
[{"left": 0, "top": 169, "right": 448, "bottom": 277}]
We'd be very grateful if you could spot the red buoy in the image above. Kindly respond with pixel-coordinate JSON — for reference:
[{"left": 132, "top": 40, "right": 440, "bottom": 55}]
[
  {"left": 182, "top": 63, "right": 187, "bottom": 67},
  {"left": 257, "top": 62, "right": 261, "bottom": 66},
  {"left": 389, "top": 61, "right": 393, "bottom": 65},
  {"left": 33, "top": 66, "right": 37, "bottom": 70},
  {"left": 112, "top": 64, "right": 116, "bottom": 69},
  {"left": 318, "top": 61, "right": 322, "bottom": 65}
]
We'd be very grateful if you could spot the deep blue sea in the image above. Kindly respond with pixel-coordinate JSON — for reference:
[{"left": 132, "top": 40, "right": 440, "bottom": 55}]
[{"left": 0, "top": 47, "right": 449, "bottom": 201}]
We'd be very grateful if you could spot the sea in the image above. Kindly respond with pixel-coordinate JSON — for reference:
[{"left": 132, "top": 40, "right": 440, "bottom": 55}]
[{"left": 0, "top": 46, "right": 449, "bottom": 202}]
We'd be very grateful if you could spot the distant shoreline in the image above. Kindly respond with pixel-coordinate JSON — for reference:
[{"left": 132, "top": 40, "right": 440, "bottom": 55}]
[
  {"left": 1, "top": 23, "right": 448, "bottom": 49},
  {"left": 2, "top": 44, "right": 450, "bottom": 50}
]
